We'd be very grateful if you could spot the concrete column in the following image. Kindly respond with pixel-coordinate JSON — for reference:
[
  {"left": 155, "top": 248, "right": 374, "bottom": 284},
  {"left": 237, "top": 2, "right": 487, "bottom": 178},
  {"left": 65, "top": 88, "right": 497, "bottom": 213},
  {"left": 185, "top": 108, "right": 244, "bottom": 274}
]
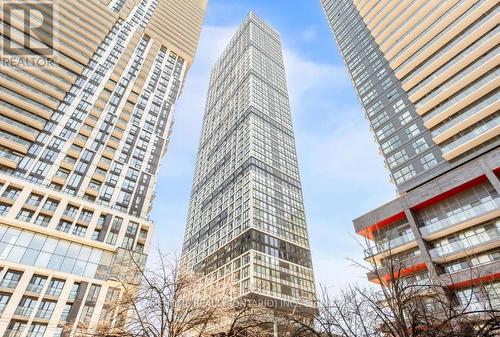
[
  {"left": 0, "top": 268, "right": 34, "bottom": 336},
  {"left": 404, "top": 208, "right": 451, "bottom": 305},
  {"left": 403, "top": 209, "right": 440, "bottom": 283},
  {"left": 479, "top": 158, "right": 500, "bottom": 194}
]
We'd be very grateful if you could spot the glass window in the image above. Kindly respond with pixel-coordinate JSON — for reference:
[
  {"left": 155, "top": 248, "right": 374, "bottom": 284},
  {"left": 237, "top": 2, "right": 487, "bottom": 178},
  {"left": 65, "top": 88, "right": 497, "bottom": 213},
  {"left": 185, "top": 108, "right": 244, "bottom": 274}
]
[
  {"left": 15, "top": 296, "right": 37, "bottom": 316},
  {"left": 27, "top": 275, "right": 47, "bottom": 293},
  {"left": 27, "top": 323, "right": 47, "bottom": 337},
  {"left": 25, "top": 194, "right": 43, "bottom": 207},
  {"left": 69, "top": 283, "right": 80, "bottom": 300},
  {"left": 2, "top": 187, "right": 21, "bottom": 199},
  {"left": 60, "top": 303, "right": 72, "bottom": 321},
  {"left": 0, "top": 270, "right": 22, "bottom": 288},
  {"left": 42, "top": 199, "right": 59, "bottom": 211},
  {"left": 6, "top": 321, "right": 26, "bottom": 337},
  {"left": 421, "top": 152, "right": 438, "bottom": 170},
  {"left": 73, "top": 225, "right": 87, "bottom": 237},
  {"left": 0, "top": 225, "right": 112, "bottom": 279},
  {"left": 36, "top": 300, "right": 56, "bottom": 319},
  {"left": 0, "top": 203, "right": 10, "bottom": 216},
  {"left": 34, "top": 215, "right": 50, "bottom": 227},
  {"left": 0, "top": 293, "right": 11, "bottom": 313},
  {"left": 46, "top": 279, "right": 65, "bottom": 296},
  {"left": 87, "top": 284, "right": 101, "bottom": 302},
  {"left": 80, "top": 305, "right": 94, "bottom": 323},
  {"left": 56, "top": 221, "right": 72, "bottom": 233},
  {"left": 16, "top": 209, "right": 34, "bottom": 222},
  {"left": 413, "top": 138, "right": 429, "bottom": 154}
]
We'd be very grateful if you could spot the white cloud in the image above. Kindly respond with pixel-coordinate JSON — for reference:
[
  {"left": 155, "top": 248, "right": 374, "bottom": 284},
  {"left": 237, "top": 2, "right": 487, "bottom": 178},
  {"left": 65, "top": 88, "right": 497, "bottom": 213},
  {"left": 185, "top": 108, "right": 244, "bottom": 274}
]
[
  {"left": 282, "top": 48, "right": 349, "bottom": 111},
  {"left": 151, "top": 23, "right": 396, "bottom": 296},
  {"left": 299, "top": 26, "right": 319, "bottom": 42},
  {"left": 300, "top": 121, "right": 390, "bottom": 184}
]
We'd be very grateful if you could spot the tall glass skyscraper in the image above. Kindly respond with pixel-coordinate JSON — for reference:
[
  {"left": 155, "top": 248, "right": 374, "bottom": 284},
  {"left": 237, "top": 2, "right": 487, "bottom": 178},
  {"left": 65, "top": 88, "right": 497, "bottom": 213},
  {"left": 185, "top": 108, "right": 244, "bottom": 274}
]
[
  {"left": 322, "top": 0, "right": 499, "bottom": 310},
  {"left": 0, "top": 0, "right": 206, "bottom": 335},
  {"left": 181, "top": 12, "right": 316, "bottom": 319}
]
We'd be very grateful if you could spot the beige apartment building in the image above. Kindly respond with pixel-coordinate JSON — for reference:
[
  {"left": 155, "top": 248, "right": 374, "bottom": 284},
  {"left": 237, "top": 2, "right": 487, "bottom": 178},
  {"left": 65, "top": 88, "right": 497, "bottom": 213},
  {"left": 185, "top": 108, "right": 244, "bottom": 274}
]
[
  {"left": 0, "top": 0, "right": 206, "bottom": 336},
  {"left": 322, "top": 0, "right": 499, "bottom": 310}
]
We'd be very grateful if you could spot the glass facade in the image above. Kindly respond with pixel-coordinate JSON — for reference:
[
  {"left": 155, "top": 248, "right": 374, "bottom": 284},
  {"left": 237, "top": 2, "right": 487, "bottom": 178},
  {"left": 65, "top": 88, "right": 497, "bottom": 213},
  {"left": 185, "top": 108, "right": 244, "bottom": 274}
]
[
  {"left": 0, "top": 0, "right": 206, "bottom": 335},
  {"left": 181, "top": 13, "right": 316, "bottom": 310},
  {"left": 322, "top": 0, "right": 500, "bottom": 314}
]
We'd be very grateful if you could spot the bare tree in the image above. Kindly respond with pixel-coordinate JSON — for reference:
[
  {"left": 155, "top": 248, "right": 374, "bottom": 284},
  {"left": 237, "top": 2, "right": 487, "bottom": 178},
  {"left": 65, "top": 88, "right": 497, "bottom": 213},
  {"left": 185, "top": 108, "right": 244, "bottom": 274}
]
[
  {"left": 69, "top": 243, "right": 499, "bottom": 337},
  {"left": 70, "top": 250, "right": 223, "bottom": 337},
  {"left": 288, "top": 234, "right": 500, "bottom": 337}
]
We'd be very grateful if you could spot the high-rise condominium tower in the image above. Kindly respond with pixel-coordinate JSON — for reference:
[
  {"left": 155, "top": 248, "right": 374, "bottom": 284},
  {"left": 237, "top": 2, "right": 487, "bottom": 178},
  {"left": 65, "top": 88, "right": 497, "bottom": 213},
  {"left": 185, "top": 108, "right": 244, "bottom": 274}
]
[
  {"left": 181, "top": 12, "right": 316, "bottom": 320},
  {"left": 321, "top": 0, "right": 499, "bottom": 309},
  {"left": 0, "top": 0, "right": 206, "bottom": 335}
]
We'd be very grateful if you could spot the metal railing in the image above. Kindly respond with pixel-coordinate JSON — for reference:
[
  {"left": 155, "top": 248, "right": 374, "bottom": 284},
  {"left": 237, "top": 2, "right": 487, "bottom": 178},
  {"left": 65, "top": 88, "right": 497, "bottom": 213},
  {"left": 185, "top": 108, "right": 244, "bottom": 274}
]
[
  {"left": 430, "top": 228, "right": 500, "bottom": 258},
  {"left": 365, "top": 231, "right": 415, "bottom": 257},
  {"left": 421, "top": 197, "right": 500, "bottom": 236}
]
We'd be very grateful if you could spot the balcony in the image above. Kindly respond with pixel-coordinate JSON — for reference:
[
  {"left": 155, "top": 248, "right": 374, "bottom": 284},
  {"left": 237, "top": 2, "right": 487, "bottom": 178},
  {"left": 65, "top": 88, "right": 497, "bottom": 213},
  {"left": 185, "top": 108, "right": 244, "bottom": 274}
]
[
  {"left": 456, "top": 292, "right": 500, "bottom": 313},
  {"left": 365, "top": 231, "right": 416, "bottom": 258},
  {"left": 35, "top": 308, "right": 54, "bottom": 319},
  {"left": 441, "top": 260, "right": 500, "bottom": 287},
  {"left": 14, "top": 306, "right": 34, "bottom": 316},
  {"left": 420, "top": 197, "right": 500, "bottom": 239},
  {"left": 0, "top": 279, "right": 19, "bottom": 289},
  {"left": 367, "top": 252, "right": 425, "bottom": 283},
  {"left": 429, "top": 228, "right": 500, "bottom": 261},
  {"left": 26, "top": 283, "right": 44, "bottom": 293},
  {"left": 4, "top": 330, "right": 24, "bottom": 337}
]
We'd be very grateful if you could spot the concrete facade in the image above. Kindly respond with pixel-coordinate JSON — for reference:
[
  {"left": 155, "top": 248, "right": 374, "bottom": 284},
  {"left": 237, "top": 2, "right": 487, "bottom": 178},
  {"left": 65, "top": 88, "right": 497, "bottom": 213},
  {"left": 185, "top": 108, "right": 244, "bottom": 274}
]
[
  {"left": 322, "top": 0, "right": 499, "bottom": 310},
  {"left": 0, "top": 0, "right": 206, "bottom": 336}
]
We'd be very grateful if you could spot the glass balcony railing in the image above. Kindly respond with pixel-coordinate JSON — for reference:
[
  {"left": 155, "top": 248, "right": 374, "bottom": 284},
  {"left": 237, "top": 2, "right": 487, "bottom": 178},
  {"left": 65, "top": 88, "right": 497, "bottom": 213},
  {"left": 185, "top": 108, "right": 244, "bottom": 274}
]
[
  {"left": 395, "top": 0, "right": 480, "bottom": 71},
  {"left": 411, "top": 31, "right": 497, "bottom": 99},
  {"left": 0, "top": 130, "right": 31, "bottom": 148},
  {"left": 4, "top": 330, "right": 23, "bottom": 337},
  {"left": 431, "top": 94, "right": 498, "bottom": 138},
  {"left": 441, "top": 115, "right": 500, "bottom": 154},
  {"left": 0, "top": 149, "right": 20, "bottom": 163},
  {"left": 365, "top": 231, "right": 416, "bottom": 257},
  {"left": 403, "top": 15, "right": 499, "bottom": 88},
  {"left": 416, "top": 50, "right": 497, "bottom": 108},
  {"left": 387, "top": 0, "right": 449, "bottom": 58},
  {"left": 26, "top": 283, "right": 44, "bottom": 293},
  {"left": 421, "top": 197, "right": 500, "bottom": 236},
  {"left": 457, "top": 295, "right": 500, "bottom": 312},
  {"left": 0, "top": 279, "right": 19, "bottom": 289},
  {"left": 14, "top": 306, "right": 34, "bottom": 316},
  {"left": 423, "top": 69, "right": 498, "bottom": 120},
  {"left": 430, "top": 228, "right": 500, "bottom": 259}
]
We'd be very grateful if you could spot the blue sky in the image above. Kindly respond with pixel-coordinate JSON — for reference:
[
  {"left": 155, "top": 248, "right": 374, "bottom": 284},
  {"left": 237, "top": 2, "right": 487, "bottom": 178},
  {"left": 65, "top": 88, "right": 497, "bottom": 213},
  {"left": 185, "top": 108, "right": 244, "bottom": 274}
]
[{"left": 150, "top": 1, "right": 397, "bottom": 291}]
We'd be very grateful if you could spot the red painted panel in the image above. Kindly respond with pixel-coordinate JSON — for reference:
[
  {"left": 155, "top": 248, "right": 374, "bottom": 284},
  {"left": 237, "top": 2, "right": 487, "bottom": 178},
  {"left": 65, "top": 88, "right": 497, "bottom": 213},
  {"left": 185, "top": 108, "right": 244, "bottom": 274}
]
[
  {"left": 449, "top": 272, "right": 500, "bottom": 290},
  {"left": 411, "top": 175, "right": 488, "bottom": 211},
  {"left": 357, "top": 211, "right": 406, "bottom": 239},
  {"left": 369, "top": 263, "right": 428, "bottom": 284},
  {"left": 358, "top": 166, "right": 499, "bottom": 240}
]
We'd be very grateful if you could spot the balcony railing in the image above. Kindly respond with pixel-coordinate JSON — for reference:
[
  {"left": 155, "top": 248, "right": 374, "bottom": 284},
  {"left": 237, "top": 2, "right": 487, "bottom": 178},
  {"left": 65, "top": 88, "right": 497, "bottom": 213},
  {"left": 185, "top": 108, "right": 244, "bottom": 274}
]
[
  {"left": 14, "top": 306, "right": 34, "bottom": 316},
  {"left": 457, "top": 296, "right": 500, "bottom": 312},
  {"left": 0, "top": 279, "right": 19, "bottom": 289},
  {"left": 4, "top": 330, "right": 23, "bottom": 337},
  {"left": 365, "top": 231, "right": 415, "bottom": 257},
  {"left": 430, "top": 228, "right": 500, "bottom": 259},
  {"left": 26, "top": 283, "right": 44, "bottom": 293},
  {"left": 36, "top": 308, "right": 54, "bottom": 319},
  {"left": 420, "top": 198, "right": 500, "bottom": 237}
]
